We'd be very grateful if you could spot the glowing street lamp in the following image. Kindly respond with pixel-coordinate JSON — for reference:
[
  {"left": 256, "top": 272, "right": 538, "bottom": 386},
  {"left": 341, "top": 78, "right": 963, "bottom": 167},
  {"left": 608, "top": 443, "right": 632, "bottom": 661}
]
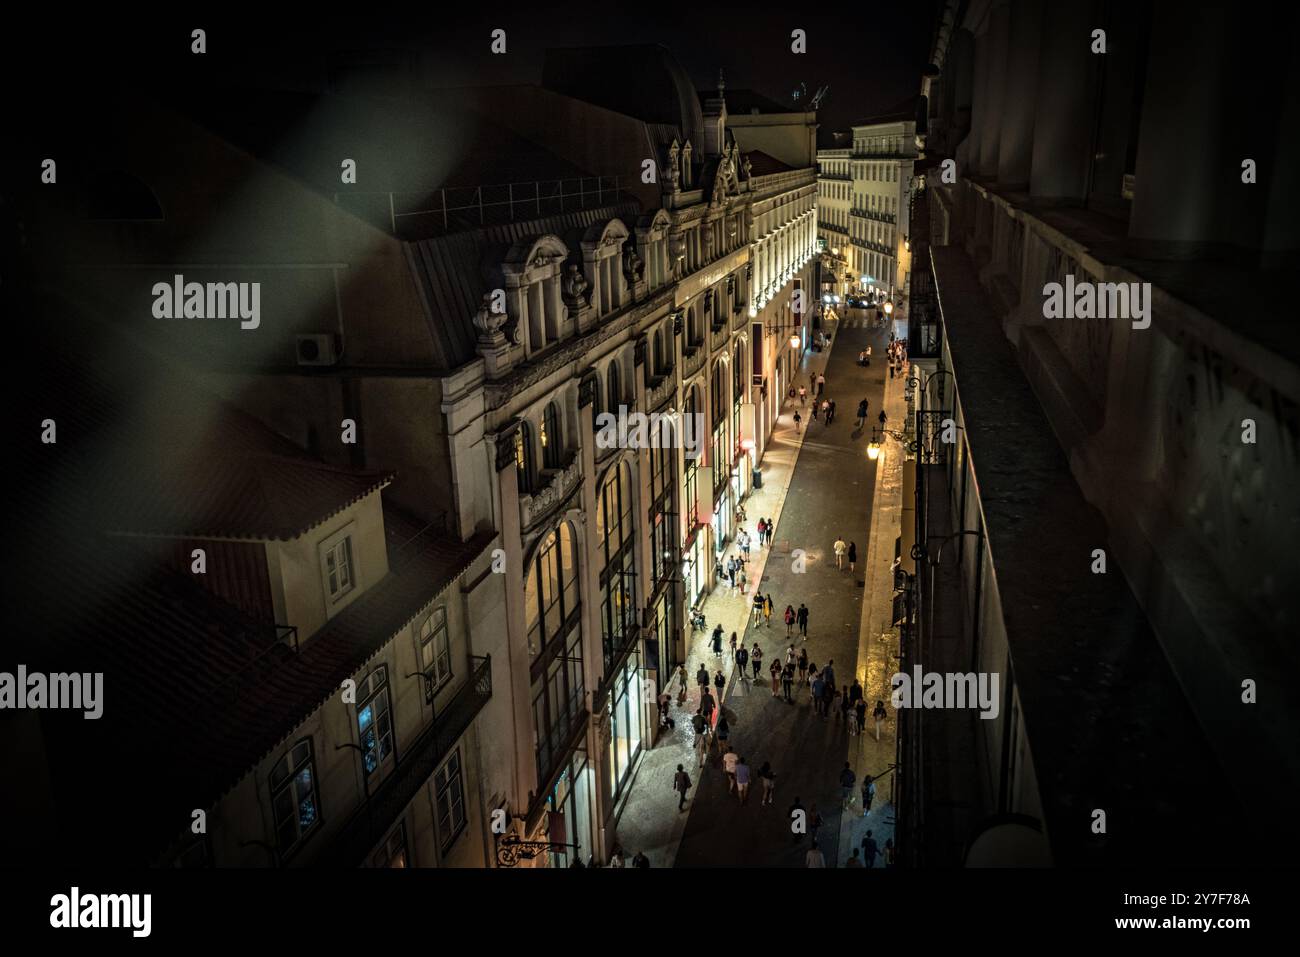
[
  {"left": 867, "top": 439, "right": 881, "bottom": 460},
  {"left": 883, "top": 301, "right": 893, "bottom": 316},
  {"left": 790, "top": 334, "right": 801, "bottom": 349}
]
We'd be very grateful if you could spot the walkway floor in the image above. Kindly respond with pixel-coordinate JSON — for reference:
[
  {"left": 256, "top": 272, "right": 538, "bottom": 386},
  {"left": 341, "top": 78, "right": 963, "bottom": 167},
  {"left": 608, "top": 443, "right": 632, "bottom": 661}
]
[{"left": 614, "top": 311, "right": 907, "bottom": 867}]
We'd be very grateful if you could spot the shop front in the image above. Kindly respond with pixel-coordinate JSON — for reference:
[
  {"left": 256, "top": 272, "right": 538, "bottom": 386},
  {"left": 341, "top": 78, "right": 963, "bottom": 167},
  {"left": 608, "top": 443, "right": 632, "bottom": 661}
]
[
  {"left": 545, "top": 750, "right": 594, "bottom": 868},
  {"left": 606, "top": 652, "right": 646, "bottom": 805}
]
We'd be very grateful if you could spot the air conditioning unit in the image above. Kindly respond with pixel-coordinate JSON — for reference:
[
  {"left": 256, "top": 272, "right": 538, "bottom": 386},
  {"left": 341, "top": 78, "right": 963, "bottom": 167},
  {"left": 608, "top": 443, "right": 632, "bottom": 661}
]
[{"left": 296, "top": 333, "right": 340, "bottom": 367}]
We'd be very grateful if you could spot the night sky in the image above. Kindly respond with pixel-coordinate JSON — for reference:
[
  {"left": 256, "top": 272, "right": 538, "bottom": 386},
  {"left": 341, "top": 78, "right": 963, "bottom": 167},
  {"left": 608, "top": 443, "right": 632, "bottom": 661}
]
[{"left": 13, "top": 5, "right": 939, "bottom": 137}]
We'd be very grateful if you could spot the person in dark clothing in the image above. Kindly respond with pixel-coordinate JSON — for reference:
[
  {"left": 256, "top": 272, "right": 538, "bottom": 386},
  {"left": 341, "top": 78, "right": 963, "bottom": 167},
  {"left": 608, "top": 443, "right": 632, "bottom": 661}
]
[
  {"left": 827, "top": 400, "right": 836, "bottom": 425},
  {"left": 673, "top": 764, "right": 692, "bottom": 810},
  {"left": 632, "top": 851, "right": 651, "bottom": 868},
  {"left": 797, "top": 603, "right": 809, "bottom": 637},
  {"left": 878, "top": 409, "right": 888, "bottom": 427},
  {"left": 736, "top": 644, "right": 749, "bottom": 679},
  {"left": 848, "top": 541, "right": 857, "bottom": 572},
  {"left": 797, "top": 648, "right": 809, "bottom": 680},
  {"left": 713, "top": 669, "right": 726, "bottom": 702},
  {"left": 696, "top": 663, "right": 710, "bottom": 692},
  {"left": 781, "top": 664, "right": 794, "bottom": 702},
  {"left": 711, "top": 626, "right": 724, "bottom": 658}
]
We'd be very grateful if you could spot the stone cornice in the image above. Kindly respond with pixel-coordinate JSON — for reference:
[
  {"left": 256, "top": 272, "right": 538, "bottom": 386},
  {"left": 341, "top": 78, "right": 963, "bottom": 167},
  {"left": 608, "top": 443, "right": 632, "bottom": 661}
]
[{"left": 483, "top": 289, "right": 674, "bottom": 411}]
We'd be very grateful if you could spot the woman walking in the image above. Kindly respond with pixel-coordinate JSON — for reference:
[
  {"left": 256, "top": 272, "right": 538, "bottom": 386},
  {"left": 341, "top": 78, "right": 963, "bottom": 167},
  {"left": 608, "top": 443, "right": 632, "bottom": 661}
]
[
  {"left": 763, "top": 594, "right": 774, "bottom": 628},
  {"left": 713, "top": 669, "right": 725, "bottom": 705},
  {"left": 769, "top": 659, "right": 782, "bottom": 697},
  {"left": 758, "top": 762, "right": 776, "bottom": 805},
  {"left": 848, "top": 541, "right": 857, "bottom": 573},
  {"left": 872, "top": 699, "right": 887, "bottom": 741},
  {"left": 784, "top": 604, "right": 795, "bottom": 636},
  {"left": 797, "top": 648, "right": 809, "bottom": 682}
]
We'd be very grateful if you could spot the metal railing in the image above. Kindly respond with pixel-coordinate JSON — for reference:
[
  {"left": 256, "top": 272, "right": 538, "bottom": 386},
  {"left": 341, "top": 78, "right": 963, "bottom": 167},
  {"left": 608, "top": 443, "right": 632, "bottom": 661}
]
[{"left": 333, "top": 177, "right": 628, "bottom": 235}]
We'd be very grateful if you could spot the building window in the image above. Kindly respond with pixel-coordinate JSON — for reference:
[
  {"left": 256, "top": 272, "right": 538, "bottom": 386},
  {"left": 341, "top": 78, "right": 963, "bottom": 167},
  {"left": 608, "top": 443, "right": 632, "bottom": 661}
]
[
  {"left": 418, "top": 607, "right": 452, "bottom": 700},
  {"left": 525, "top": 523, "right": 580, "bottom": 657},
  {"left": 515, "top": 423, "right": 535, "bottom": 494},
  {"left": 356, "top": 666, "right": 394, "bottom": 777},
  {"left": 607, "top": 360, "right": 622, "bottom": 410},
  {"left": 434, "top": 750, "right": 467, "bottom": 852},
  {"left": 541, "top": 403, "right": 563, "bottom": 470},
  {"left": 373, "top": 822, "right": 408, "bottom": 868},
  {"left": 270, "top": 739, "right": 320, "bottom": 855},
  {"left": 324, "top": 537, "right": 353, "bottom": 599},
  {"left": 598, "top": 463, "right": 637, "bottom": 675}
]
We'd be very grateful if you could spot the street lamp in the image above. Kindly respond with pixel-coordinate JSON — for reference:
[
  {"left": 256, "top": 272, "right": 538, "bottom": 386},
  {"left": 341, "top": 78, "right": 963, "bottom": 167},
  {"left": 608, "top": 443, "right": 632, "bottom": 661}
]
[
  {"left": 790, "top": 334, "right": 801, "bottom": 349},
  {"left": 884, "top": 301, "right": 893, "bottom": 316}
]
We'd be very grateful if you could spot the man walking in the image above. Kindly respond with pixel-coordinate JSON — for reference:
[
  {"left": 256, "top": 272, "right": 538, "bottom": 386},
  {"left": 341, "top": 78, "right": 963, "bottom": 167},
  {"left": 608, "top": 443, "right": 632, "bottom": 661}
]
[
  {"left": 735, "top": 642, "right": 749, "bottom": 681},
  {"left": 861, "top": 830, "right": 879, "bottom": 867},
  {"left": 856, "top": 398, "right": 868, "bottom": 429},
  {"left": 862, "top": 774, "right": 877, "bottom": 816},
  {"left": 673, "top": 764, "right": 692, "bottom": 811},
  {"left": 734, "top": 755, "right": 751, "bottom": 805},
  {"left": 839, "top": 763, "right": 856, "bottom": 809},
  {"left": 827, "top": 400, "right": 836, "bottom": 425},
  {"left": 817, "top": 372, "right": 826, "bottom": 397},
  {"left": 811, "top": 672, "right": 825, "bottom": 716},
  {"left": 798, "top": 384, "right": 807, "bottom": 405},
  {"left": 751, "top": 643, "right": 763, "bottom": 680},
  {"left": 764, "top": 519, "right": 774, "bottom": 546},
  {"left": 781, "top": 663, "right": 794, "bottom": 702},
  {"left": 751, "top": 590, "right": 764, "bottom": 626},
  {"left": 700, "top": 687, "right": 716, "bottom": 728},
  {"left": 833, "top": 536, "right": 847, "bottom": 570},
  {"left": 797, "top": 602, "right": 809, "bottom": 638},
  {"left": 696, "top": 662, "right": 710, "bottom": 696},
  {"left": 805, "top": 841, "right": 826, "bottom": 868}
]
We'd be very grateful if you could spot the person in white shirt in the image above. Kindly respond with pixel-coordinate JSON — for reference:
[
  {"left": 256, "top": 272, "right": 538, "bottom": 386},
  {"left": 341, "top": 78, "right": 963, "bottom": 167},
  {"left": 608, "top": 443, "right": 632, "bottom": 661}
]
[
  {"left": 833, "top": 537, "right": 847, "bottom": 569},
  {"left": 805, "top": 841, "right": 826, "bottom": 868},
  {"left": 722, "top": 748, "right": 739, "bottom": 793}
]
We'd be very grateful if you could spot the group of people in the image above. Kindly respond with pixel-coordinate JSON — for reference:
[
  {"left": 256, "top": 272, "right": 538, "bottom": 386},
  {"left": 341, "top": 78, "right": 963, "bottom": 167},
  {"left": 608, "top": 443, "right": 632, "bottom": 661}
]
[
  {"left": 793, "top": 372, "right": 833, "bottom": 433},
  {"left": 716, "top": 519, "right": 776, "bottom": 599},
  {"left": 886, "top": 336, "right": 907, "bottom": 380}
]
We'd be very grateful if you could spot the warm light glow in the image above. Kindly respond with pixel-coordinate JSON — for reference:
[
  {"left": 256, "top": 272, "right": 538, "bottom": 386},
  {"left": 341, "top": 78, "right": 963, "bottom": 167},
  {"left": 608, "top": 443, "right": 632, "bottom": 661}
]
[
  {"left": 884, "top": 301, "right": 893, "bottom": 315},
  {"left": 748, "top": 306, "right": 758, "bottom": 318},
  {"left": 740, "top": 438, "right": 756, "bottom": 451},
  {"left": 867, "top": 441, "right": 880, "bottom": 460},
  {"left": 822, "top": 295, "right": 831, "bottom": 304},
  {"left": 905, "top": 240, "right": 911, "bottom": 252},
  {"left": 790, "top": 335, "right": 801, "bottom": 349}
]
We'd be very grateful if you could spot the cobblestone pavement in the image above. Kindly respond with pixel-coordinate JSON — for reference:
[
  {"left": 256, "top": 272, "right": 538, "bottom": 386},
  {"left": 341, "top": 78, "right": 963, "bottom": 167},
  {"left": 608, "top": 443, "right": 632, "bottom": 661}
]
[{"left": 614, "top": 308, "right": 904, "bottom": 867}]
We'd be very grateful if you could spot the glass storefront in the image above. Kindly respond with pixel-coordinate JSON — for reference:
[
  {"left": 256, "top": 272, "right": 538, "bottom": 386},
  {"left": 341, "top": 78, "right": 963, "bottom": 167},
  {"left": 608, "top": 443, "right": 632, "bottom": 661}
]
[
  {"left": 546, "top": 751, "right": 594, "bottom": 868},
  {"left": 607, "top": 652, "right": 645, "bottom": 802},
  {"left": 685, "top": 531, "right": 708, "bottom": 608}
]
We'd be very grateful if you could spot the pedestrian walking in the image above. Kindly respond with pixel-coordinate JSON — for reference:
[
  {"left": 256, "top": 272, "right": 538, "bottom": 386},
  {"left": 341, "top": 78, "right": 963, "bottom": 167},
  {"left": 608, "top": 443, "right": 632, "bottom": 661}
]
[
  {"left": 884, "top": 838, "right": 897, "bottom": 867},
  {"left": 723, "top": 747, "right": 739, "bottom": 793},
  {"left": 848, "top": 541, "right": 857, "bottom": 572},
  {"left": 757, "top": 517, "right": 767, "bottom": 543},
  {"left": 848, "top": 705, "right": 859, "bottom": 735},
  {"left": 810, "top": 401, "right": 819, "bottom": 422},
  {"left": 764, "top": 519, "right": 774, "bottom": 545},
  {"left": 823, "top": 659, "right": 836, "bottom": 689},
  {"left": 673, "top": 764, "right": 692, "bottom": 810},
  {"left": 797, "top": 603, "right": 809, "bottom": 637},
  {"left": 797, "top": 648, "right": 808, "bottom": 680},
  {"left": 856, "top": 398, "right": 868, "bottom": 429},
  {"left": 769, "top": 659, "right": 782, "bottom": 697},
  {"left": 861, "top": 830, "right": 879, "bottom": 867},
  {"left": 827, "top": 400, "right": 836, "bottom": 425},
  {"left": 751, "top": 591, "right": 764, "bottom": 625},
  {"left": 798, "top": 385, "right": 807, "bottom": 405},
  {"left": 839, "top": 762, "right": 857, "bottom": 808},
  {"left": 820, "top": 399, "right": 829, "bottom": 424},
  {"left": 878, "top": 409, "right": 888, "bottom": 427},
  {"left": 677, "top": 664, "right": 688, "bottom": 706},
  {"left": 822, "top": 681, "right": 837, "bottom": 719},
  {"left": 833, "top": 536, "right": 847, "bottom": 570},
  {"left": 862, "top": 774, "right": 876, "bottom": 816},
  {"left": 696, "top": 718, "right": 711, "bottom": 768},
  {"left": 736, "top": 643, "right": 749, "bottom": 679},
  {"left": 657, "top": 689, "right": 670, "bottom": 728},
  {"left": 735, "top": 756, "right": 751, "bottom": 805},
  {"left": 632, "top": 850, "right": 650, "bottom": 868},
  {"left": 781, "top": 664, "right": 794, "bottom": 702},
  {"left": 716, "top": 714, "right": 730, "bottom": 752},
  {"left": 696, "top": 663, "right": 710, "bottom": 694},
  {"left": 751, "top": 643, "right": 763, "bottom": 680},
  {"left": 740, "top": 530, "right": 751, "bottom": 562},
  {"left": 729, "top": 631, "right": 738, "bottom": 658},
  {"left": 700, "top": 688, "right": 716, "bottom": 725},
  {"left": 713, "top": 669, "right": 725, "bottom": 703},
  {"left": 784, "top": 604, "right": 795, "bottom": 636},
  {"left": 786, "top": 644, "right": 796, "bottom": 666},
  {"left": 793, "top": 409, "right": 802, "bottom": 432},
  {"left": 809, "top": 803, "right": 824, "bottom": 843},
  {"left": 758, "top": 762, "right": 776, "bottom": 805},
  {"left": 805, "top": 841, "right": 826, "bottom": 868},
  {"left": 845, "top": 848, "right": 863, "bottom": 868},
  {"left": 763, "top": 593, "right": 774, "bottom": 627},
  {"left": 817, "top": 372, "right": 826, "bottom": 397},
  {"left": 855, "top": 698, "right": 867, "bottom": 735},
  {"left": 872, "top": 699, "right": 887, "bottom": 741},
  {"left": 849, "top": 678, "right": 863, "bottom": 706},
  {"left": 811, "top": 673, "right": 825, "bottom": 714}
]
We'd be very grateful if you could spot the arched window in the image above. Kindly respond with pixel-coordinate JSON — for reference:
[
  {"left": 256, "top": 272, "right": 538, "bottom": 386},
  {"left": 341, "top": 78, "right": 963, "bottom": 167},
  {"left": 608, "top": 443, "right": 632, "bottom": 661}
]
[
  {"left": 542, "top": 402, "right": 563, "bottom": 470},
  {"left": 527, "top": 522, "right": 585, "bottom": 781},
  {"left": 598, "top": 462, "right": 637, "bottom": 675},
  {"left": 269, "top": 739, "right": 320, "bottom": 854},
  {"left": 607, "top": 360, "right": 622, "bottom": 411},
  {"left": 515, "top": 422, "right": 535, "bottom": 494}
]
